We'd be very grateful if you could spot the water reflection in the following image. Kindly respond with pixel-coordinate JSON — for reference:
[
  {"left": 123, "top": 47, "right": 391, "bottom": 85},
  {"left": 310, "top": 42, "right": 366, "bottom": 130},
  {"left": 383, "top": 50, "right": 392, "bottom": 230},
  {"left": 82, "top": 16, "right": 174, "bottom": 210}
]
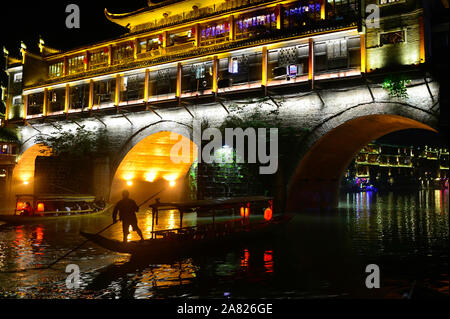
[{"left": 0, "top": 190, "right": 448, "bottom": 298}]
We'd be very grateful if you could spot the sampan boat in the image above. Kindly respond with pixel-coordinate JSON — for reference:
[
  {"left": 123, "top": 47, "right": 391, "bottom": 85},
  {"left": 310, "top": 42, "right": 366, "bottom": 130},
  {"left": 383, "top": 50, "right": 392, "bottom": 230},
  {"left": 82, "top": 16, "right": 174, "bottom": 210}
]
[
  {"left": 81, "top": 214, "right": 292, "bottom": 261},
  {"left": 0, "top": 194, "right": 110, "bottom": 224}
]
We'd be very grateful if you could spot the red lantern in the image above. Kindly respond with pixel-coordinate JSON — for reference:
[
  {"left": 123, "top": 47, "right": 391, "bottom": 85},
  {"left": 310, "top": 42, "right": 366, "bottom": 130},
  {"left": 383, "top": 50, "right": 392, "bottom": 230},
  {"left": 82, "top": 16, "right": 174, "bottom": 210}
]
[
  {"left": 16, "top": 202, "right": 24, "bottom": 211},
  {"left": 264, "top": 208, "right": 273, "bottom": 221},
  {"left": 240, "top": 203, "right": 250, "bottom": 218},
  {"left": 103, "top": 47, "right": 109, "bottom": 53},
  {"left": 37, "top": 203, "right": 45, "bottom": 213},
  {"left": 191, "top": 27, "right": 196, "bottom": 35},
  {"left": 158, "top": 34, "right": 163, "bottom": 43}
]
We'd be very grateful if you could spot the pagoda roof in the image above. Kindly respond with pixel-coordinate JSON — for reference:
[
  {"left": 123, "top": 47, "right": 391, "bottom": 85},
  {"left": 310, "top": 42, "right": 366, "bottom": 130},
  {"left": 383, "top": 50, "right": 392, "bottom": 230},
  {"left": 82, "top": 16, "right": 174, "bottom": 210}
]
[{"left": 105, "top": 0, "right": 228, "bottom": 29}]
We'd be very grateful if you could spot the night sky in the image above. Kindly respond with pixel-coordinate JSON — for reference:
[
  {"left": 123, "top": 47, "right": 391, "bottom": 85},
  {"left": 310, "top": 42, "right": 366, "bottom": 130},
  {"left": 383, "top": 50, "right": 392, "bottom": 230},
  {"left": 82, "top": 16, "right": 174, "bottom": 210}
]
[{"left": 0, "top": 0, "right": 446, "bottom": 147}]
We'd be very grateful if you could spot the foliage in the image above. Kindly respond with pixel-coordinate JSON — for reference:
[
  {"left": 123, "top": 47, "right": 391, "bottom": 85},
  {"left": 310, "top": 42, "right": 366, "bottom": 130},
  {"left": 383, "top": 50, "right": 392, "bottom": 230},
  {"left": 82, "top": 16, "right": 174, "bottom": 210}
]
[
  {"left": 191, "top": 96, "right": 309, "bottom": 198},
  {"left": 382, "top": 75, "right": 411, "bottom": 99},
  {"left": 34, "top": 124, "right": 109, "bottom": 158},
  {"left": 0, "top": 126, "right": 19, "bottom": 143}
]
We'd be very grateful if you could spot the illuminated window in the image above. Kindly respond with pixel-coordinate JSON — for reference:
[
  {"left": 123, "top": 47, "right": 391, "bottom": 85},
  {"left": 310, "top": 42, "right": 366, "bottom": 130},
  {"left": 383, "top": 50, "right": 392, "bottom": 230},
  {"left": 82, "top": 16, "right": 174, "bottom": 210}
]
[
  {"left": 14, "top": 72, "right": 22, "bottom": 83},
  {"left": 89, "top": 50, "right": 108, "bottom": 69},
  {"left": 49, "top": 62, "right": 63, "bottom": 78},
  {"left": 195, "top": 64, "right": 205, "bottom": 80},
  {"left": 229, "top": 57, "right": 239, "bottom": 74},
  {"left": 68, "top": 56, "right": 85, "bottom": 75},
  {"left": 380, "top": 30, "right": 405, "bottom": 45}
]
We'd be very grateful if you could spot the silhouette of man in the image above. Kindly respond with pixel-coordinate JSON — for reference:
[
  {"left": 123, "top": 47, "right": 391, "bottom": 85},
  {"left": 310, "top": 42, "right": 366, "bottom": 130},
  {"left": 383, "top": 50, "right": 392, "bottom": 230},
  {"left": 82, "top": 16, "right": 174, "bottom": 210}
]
[{"left": 113, "top": 190, "right": 144, "bottom": 243}]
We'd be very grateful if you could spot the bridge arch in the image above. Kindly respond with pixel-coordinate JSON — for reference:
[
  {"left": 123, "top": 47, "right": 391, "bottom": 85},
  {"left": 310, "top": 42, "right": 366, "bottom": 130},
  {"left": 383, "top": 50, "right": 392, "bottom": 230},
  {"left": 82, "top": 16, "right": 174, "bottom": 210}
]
[
  {"left": 110, "top": 123, "right": 198, "bottom": 205},
  {"left": 8, "top": 143, "right": 51, "bottom": 208},
  {"left": 286, "top": 113, "right": 438, "bottom": 212}
]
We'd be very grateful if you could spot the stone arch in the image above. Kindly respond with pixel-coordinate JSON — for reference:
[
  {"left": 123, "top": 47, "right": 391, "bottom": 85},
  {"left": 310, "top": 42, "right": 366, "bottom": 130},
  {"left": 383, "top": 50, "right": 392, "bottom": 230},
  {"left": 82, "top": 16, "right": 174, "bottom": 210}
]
[
  {"left": 286, "top": 112, "right": 438, "bottom": 212},
  {"left": 109, "top": 123, "right": 198, "bottom": 205},
  {"left": 8, "top": 143, "right": 52, "bottom": 208}
]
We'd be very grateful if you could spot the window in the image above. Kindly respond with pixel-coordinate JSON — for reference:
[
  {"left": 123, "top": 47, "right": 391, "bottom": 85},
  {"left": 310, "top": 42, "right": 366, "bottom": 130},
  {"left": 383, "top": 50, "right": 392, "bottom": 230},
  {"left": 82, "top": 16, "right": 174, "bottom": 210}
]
[
  {"left": 14, "top": 73, "right": 22, "bottom": 83},
  {"left": 380, "top": 31, "right": 405, "bottom": 45},
  {"left": 112, "top": 43, "right": 134, "bottom": 64},
  {"left": 89, "top": 50, "right": 108, "bottom": 70},
  {"left": 229, "top": 57, "right": 239, "bottom": 74},
  {"left": 68, "top": 56, "right": 85, "bottom": 75},
  {"left": 49, "top": 62, "right": 64, "bottom": 78},
  {"left": 12, "top": 95, "right": 22, "bottom": 106}
]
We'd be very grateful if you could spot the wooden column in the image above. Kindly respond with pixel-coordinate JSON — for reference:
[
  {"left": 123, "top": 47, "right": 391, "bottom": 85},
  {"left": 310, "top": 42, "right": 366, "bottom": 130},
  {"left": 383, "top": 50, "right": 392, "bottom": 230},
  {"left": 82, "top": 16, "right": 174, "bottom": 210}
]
[
  {"left": 133, "top": 39, "right": 138, "bottom": 60},
  {"left": 63, "top": 56, "right": 68, "bottom": 76},
  {"left": 88, "top": 79, "right": 94, "bottom": 109},
  {"left": 276, "top": 4, "right": 283, "bottom": 29},
  {"left": 115, "top": 74, "right": 120, "bottom": 106},
  {"left": 212, "top": 56, "right": 218, "bottom": 93},
  {"left": 419, "top": 16, "right": 426, "bottom": 63},
  {"left": 194, "top": 24, "right": 200, "bottom": 47},
  {"left": 108, "top": 45, "right": 113, "bottom": 66},
  {"left": 229, "top": 15, "right": 235, "bottom": 41},
  {"left": 360, "top": 33, "right": 366, "bottom": 73},
  {"left": 176, "top": 63, "right": 182, "bottom": 98},
  {"left": 320, "top": 0, "right": 326, "bottom": 20},
  {"left": 144, "top": 69, "right": 150, "bottom": 102},
  {"left": 64, "top": 84, "right": 70, "bottom": 113},
  {"left": 262, "top": 46, "right": 268, "bottom": 87},
  {"left": 84, "top": 51, "right": 89, "bottom": 71},
  {"left": 43, "top": 88, "right": 48, "bottom": 116},
  {"left": 23, "top": 94, "right": 28, "bottom": 119},
  {"left": 308, "top": 38, "right": 314, "bottom": 81}
]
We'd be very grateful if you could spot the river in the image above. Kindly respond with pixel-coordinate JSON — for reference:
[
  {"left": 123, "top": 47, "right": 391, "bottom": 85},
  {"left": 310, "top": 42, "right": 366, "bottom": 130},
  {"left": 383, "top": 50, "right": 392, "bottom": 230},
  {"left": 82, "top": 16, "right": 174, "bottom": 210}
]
[{"left": 0, "top": 189, "right": 448, "bottom": 299}]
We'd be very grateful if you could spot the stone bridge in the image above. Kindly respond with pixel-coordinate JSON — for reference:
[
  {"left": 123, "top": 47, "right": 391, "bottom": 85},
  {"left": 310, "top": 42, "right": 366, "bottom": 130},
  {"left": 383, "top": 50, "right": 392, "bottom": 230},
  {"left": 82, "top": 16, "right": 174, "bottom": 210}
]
[{"left": 11, "top": 75, "right": 440, "bottom": 211}]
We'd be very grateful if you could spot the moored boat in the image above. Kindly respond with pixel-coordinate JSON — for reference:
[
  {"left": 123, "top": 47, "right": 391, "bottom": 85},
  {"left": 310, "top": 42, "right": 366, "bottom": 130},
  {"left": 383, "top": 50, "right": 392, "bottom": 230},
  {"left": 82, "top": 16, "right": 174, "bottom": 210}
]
[{"left": 0, "top": 194, "right": 110, "bottom": 224}]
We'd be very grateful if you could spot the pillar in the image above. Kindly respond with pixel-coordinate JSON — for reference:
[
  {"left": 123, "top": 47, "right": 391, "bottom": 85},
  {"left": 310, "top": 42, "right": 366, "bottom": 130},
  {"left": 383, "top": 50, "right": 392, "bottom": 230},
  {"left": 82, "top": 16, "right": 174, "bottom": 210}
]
[
  {"left": 212, "top": 56, "right": 218, "bottom": 93},
  {"left": 64, "top": 83, "right": 70, "bottom": 113},
  {"left": 115, "top": 74, "right": 120, "bottom": 106},
  {"left": 360, "top": 33, "right": 366, "bottom": 73},
  {"left": 43, "top": 88, "right": 48, "bottom": 116},
  {"left": 176, "top": 63, "right": 182, "bottom": 98},
  {"left": 308, "top": 38, "right": 314, "bottom": 81},
  {"left": 88, "top": 79, "right": 94, "bottom": 109},
  {"left": 229, "top": 15, "right": 235, "bottom": 41},
  {"left": 419, "top": 16, "right": 426, "bottom": 63},
  {"left": 144, "top": 69, "right": 150, "bottom": 101},
  {"left": 262, "top": 47, "right": 268, "bottom": 87},
  {"left": 23, "top": 94, "right": 28, "bottom": 119}
]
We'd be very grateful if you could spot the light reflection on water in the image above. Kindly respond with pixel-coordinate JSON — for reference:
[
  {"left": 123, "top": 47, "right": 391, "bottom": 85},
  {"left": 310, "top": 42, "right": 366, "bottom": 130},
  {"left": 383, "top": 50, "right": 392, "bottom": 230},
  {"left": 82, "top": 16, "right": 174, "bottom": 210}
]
[{"left": 0, "top": 190, "right": 448, "bottom": 299}]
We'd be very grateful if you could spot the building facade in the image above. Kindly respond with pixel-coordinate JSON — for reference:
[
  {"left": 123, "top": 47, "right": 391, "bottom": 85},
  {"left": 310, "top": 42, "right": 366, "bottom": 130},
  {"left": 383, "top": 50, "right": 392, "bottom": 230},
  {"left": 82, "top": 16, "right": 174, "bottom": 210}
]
[{"left": 344, "top": 143, "right": 449, "bottom": 191}]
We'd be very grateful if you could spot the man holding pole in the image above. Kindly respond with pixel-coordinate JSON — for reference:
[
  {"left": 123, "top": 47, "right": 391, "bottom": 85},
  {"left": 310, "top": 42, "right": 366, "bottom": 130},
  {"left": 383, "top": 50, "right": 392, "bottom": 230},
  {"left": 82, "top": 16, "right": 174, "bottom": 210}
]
[{"left": 113, "top": 190, "right": 145, "bottom": 243}]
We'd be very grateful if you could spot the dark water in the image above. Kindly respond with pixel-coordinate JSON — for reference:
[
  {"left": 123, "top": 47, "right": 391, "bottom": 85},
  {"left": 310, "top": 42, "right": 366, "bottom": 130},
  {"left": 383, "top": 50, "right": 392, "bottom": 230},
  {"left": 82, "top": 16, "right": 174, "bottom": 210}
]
[{"left": 0, "top": 190, "right": 448, "bottom": 299}]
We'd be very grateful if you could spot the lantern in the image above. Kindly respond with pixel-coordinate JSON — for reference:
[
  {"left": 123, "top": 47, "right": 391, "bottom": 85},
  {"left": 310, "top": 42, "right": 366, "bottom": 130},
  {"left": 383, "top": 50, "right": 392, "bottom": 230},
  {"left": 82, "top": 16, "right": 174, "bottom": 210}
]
[
  {"left": 264, "top": 208, "right": 273, "bottom": 221},
  {"left": 37, "top": 202, "right": 45, "bottom": 213},
  {"left": 16, "top": 202, "right": 24, "bottom": 211},
  {"left": 240, "top": 204, "right": 249, "bottom": 218}
]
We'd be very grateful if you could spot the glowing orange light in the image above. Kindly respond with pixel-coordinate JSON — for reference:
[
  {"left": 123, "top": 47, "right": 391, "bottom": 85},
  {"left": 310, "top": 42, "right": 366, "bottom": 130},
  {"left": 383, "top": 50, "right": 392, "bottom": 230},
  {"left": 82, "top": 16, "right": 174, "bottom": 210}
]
[
  {"left": 126, "top": 180, "right": 133, "bottom": 186},
  {"left": 240, "top": 205, "right": 249, "bottom": 218},
  {"left": 169, "top": 180, "right": 176, "bottom": 187},
  {"left": 23, "top": 180, "right": 29, "bottom": 185},
  {"left": 144, "top": 171, "right": 157, "bottom": 182},
  {"left": 264, "top": 208, "right": 273, "bottom": 221},
  {"left": 16, "top": 202, "right": 24, "bottom": 211},
  {"left": 37, "top": 203, "right": 45, "bottom": 213}
]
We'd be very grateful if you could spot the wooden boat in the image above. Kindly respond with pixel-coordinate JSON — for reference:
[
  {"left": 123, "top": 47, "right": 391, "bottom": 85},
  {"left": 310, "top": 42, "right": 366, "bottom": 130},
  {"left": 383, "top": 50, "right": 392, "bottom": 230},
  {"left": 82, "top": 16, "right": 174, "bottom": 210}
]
[
  {"left": 0, "top": 194, "right": 110, "bottom": 224},
  {"left": 81, "top": 214, "right": 292, "bottom": 261}
]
